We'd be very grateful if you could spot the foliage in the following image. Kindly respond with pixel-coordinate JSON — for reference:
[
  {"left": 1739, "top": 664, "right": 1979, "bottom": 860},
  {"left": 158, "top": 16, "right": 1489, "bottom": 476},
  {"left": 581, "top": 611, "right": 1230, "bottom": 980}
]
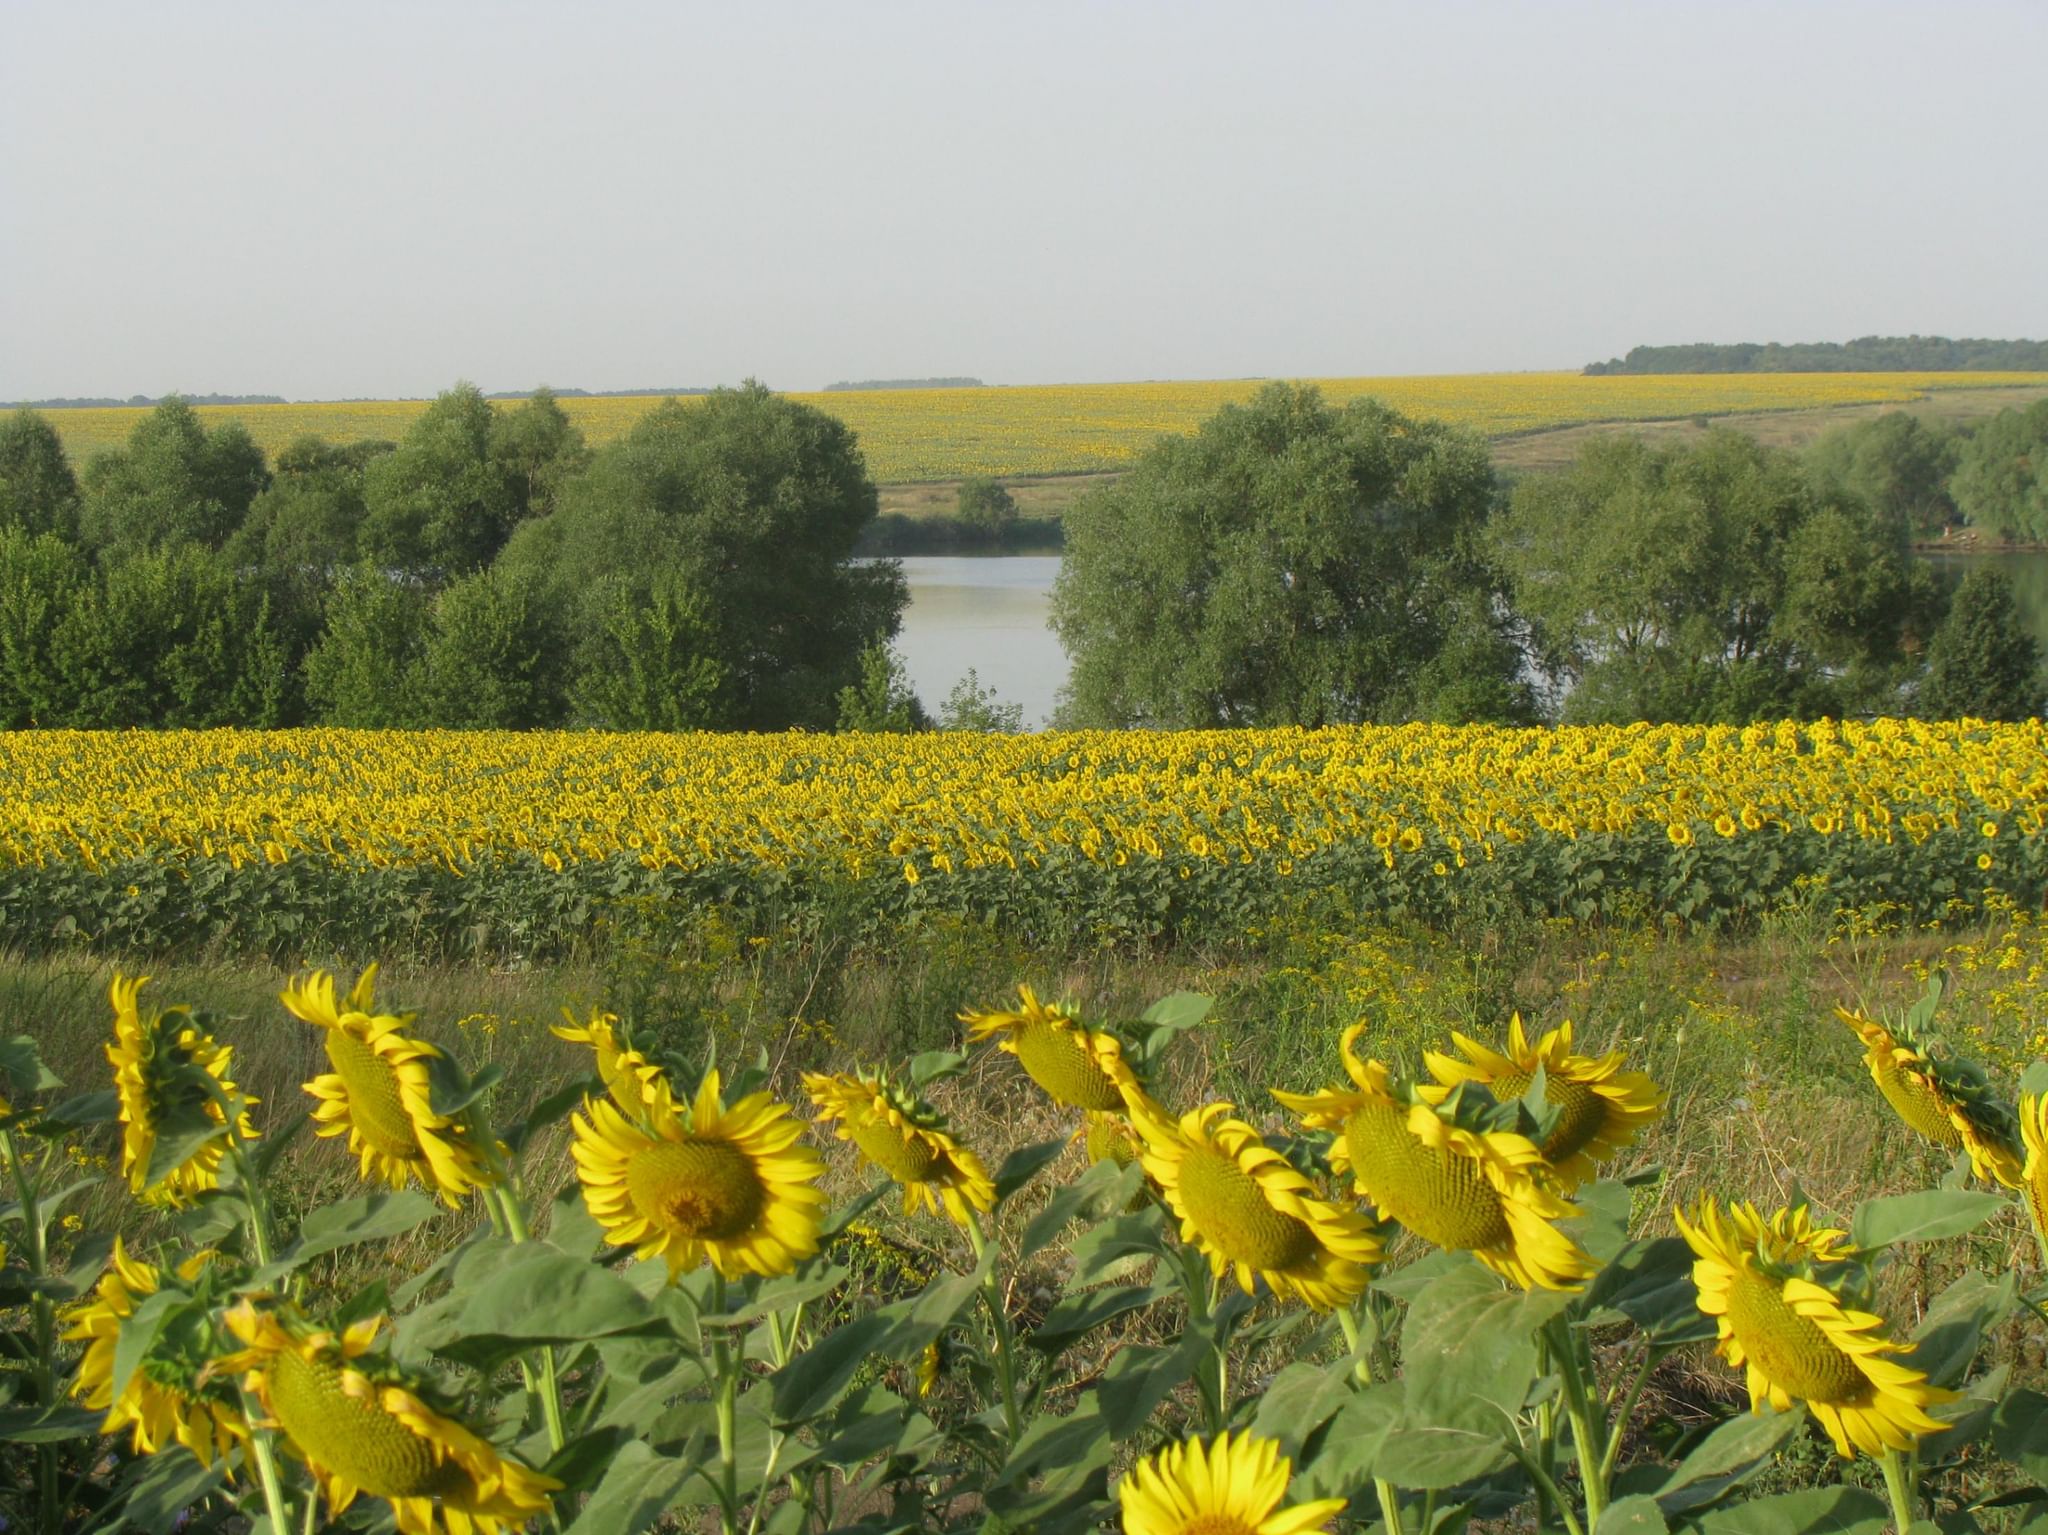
[
  {"left": 358, "top": 383, "right": 527, "bottom": 578},
  {"left": 1052, "top": 383, "right": 1521, "bottom": 728},
  {"left": 569, "top": 571, "right": 726, "bottom": 731},
  {"left": 300, "top": 565, "right": 432, "bottom": 728},
  {"left": 75, "top": 396, "right": 269, "bottom": 557},
  {"left": 835, "top": 643, "right": 929, "bottom": 733},
  {"left": 953, "top": 475, "right": 1019, "bottom": 541},
  {"left": 1495, "top": 431, "right": 1943, "bottom": 723},
  {"left": 1920, "top": 566, "right": 2046, "bottom": 721},
  {"left": 0, "top": 530, "right": 89, "bottom": 728},
  {"left": 1950, "top": 399, "right": 2048, "bottom": 543},
  {"left": 410, "top": 566, "right": 571, "bottom": 730},
  {"left": 1803, "top": 412, "right": 1961, "bottom": 536},
  {"left": 936, "top": 668, "right": 1024, "bottom": 733},
  {"left": 1586, "top": 335, "right": 2048, "bottom": 374},
  {"left": 0, "top": 408, "right": 80, "bottom": 540}
]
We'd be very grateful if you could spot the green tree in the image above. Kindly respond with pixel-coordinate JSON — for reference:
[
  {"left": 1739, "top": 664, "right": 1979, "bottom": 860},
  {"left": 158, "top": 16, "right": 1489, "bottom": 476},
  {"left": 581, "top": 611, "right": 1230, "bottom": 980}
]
[
  {"left": 1950, "top": 400, "right": 2048, "bottom": 542},
  {"left": 0, "top": 529, "right": 89, "bottom": 725},
  {"left": 570, "top": 571, "right": 726, "bottom": 730},
  {"left": 410, "top": 566, "right": 570, "bottom": 728},
  {"left": 1919, "top": 566, "right": 2044, "bottom": 720},
  {"left": 359, "top": 383, "right": 522, "bottom": 577},
  {"left": 497, "top": 382, "right": 905, "bottom": 729},
  {"left": 491, "top": 386, "right": 590, "bottom": 521},
  {"left": 936, "top": 667, "right": 1025, "bottom": 732},
  {"left": 0, "top": 409, "right": 80, "bottom": 540},
  {"left": 76, "top": 396, "right": 269, "bottom": 556},
  {"left": 301, "top": 565, "right": 431, "bottom": 727},
  {"left": 1804, "top": 413, "right": 1959, "bottom": 536},
  {"left": 1050, "top": 382, "right": 1518, "bottom": 728},
  {"left": 835, "top": 642, "right": 928, "bottom": 732},
  {"left": 955, "top": 476, "right": 1018, "bottom": 543}
]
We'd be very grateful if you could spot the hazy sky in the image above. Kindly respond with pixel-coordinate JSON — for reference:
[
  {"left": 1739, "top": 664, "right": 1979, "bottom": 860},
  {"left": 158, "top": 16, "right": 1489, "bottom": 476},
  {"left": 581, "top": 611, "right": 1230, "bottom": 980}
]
[{"left": 5, "top": 1, "right": 2044, "bottom": 400}]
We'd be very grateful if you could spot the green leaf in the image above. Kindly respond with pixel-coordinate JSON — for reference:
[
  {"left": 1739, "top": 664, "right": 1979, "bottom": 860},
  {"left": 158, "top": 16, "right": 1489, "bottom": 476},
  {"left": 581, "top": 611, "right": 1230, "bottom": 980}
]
[
  {"left": 0, "top": 1035, "right": 60, "bottom": 1096},
  {"left": 990, "top": 1399, "right": 1109, "bottom": 1494},
  {"left": 86, "top": 1449, "right": 226, "bottom": 1533},
  {"left": 711, "top": 1265, "right": 849, "bottom": 1328},
  {"left": 42, "top": 1089, "right": 118, "bottom": 1128},
  {"left": 1098, "top": 1333, "right": 1206, "bottom": 1439},
  {"left": 769, "top": 1310, "right": 896, "bottom": 1425},
  {"left": 0, "top": 1405, "right": 105, "bottom": 1443},
  {"left": 1601, "top": 1495, "right": 1670, "bottom": 1534},
  {"left": 510, "top": 1078, "right": 591, "bottom": 1153},
  {"left": 1850, "top": 1190, "right": 2005, "bottom": 1250},
  {"left": 110, "top": 1288, "right": 185, "bottom": 1406},
  {"left": 411, "top": 1238, "right": 659, "bottom": 1360},
  {"left": 143, "top": 1108, "right": 227, "bottom": 1190},
  {"left": 1652, "top": 1408, "right": 1803, "bottom": 1514},
  {"left": 812, "top": 1383, "right": 939, "bottom": 1471},
  {"left": 1064, "top": 1208, "right": 1169, "bottom": 1287},
  {"left": 1909, "top": 1270, "right": 2016, "bottom": 1389},
  {"left": 1027, "top": 1277, "right": 1171, "bottom": 1354},
  {"left": 994, "top": 1137, "right": 1069, "bottom": 1202},
  {"left": 908, "top": 1049, "right": 967, "bottom": 1088},
  {"left": 283, "top": 1189, "right": 438, "bottom": 1265},
  {"left": 1581, "top": 1237, "right": 1714, "bottom": 1345},
  {"left": 1020, "top": 1158, "right": 1141, "bottom": 1256},
  {"left": 1250, "top": 1360, "right": 1356, "bottom": 1459},
  {"left": 1694, "top": 1486, "right": 1892, "bottom": 1535},
  {"left": 2021, "top": 1060, "right": 2048, "bottom": 1099},
  {"left": 428, "top": 1060, "right": 504, "bottom": 1119},
  {"left": 1139, "top": 992, "right": 1212, "bottom": 1032},
  {"left": 564, "top": 1437, "right": 703, "bottom": 1535},
  {"left": 1993, "top": 1389, "right": 2048, "bottom": 1482},
  {"left": 1289, "top": 1385, "right": 1400, "bottom": 1499}
]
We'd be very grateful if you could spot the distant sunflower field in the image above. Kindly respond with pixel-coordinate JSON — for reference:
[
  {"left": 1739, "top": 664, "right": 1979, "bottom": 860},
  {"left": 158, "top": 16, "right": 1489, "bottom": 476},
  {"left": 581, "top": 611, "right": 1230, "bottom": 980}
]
[
  {"left": 15, "top": 371, "right": 2048, "bottom": 482},
  {"left": 2, "top": 719, "right": 2043, "bottom": 958}
]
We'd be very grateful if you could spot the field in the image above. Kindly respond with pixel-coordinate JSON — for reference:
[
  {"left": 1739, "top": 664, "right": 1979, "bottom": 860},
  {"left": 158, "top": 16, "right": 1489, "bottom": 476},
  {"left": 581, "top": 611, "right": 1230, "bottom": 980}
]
[{"left": 14, "top": 370, "right": 2048, "bottom": 484}]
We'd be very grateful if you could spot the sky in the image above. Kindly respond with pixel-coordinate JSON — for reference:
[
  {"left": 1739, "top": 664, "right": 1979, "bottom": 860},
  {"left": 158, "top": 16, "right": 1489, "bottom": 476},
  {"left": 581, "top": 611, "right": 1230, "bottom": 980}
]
[{"left": 4, "top": 1, "right": 2045, "bottom": 401}]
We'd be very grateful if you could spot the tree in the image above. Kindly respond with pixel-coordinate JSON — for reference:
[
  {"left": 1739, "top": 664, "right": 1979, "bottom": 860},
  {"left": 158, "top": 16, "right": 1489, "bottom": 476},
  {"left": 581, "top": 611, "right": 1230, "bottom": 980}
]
[
  {"left": 0, "top": 529, "right": 89, "bottom": 725},
  {"left": 1050, "top": 382, "right": 1519, "bottom": 728},
  {"left": 937, "top": 668, "right": 1025, "bottom": 732},
  {"left": 1494, "top": 430, "right": 1936, "bottom": 723},
  {"left": 302, "top": 565, "right": 432, "bottom": 727},
  {"left": 835, "top": 643, "right": 928, "bottom": 732},
  {"left": 497, "top": 382, "right": 905, "bottom": 729},
  {"left": 491, "top": 386, "right": 589, "bottom": 522},
  {"left": 1919, "top": 566, "right": 2044, "bottom": 720},
  {"left": 0, "top": 409, "right": 80, "bottom": 540},
  {"left": 1804, "top": 413, "right": 1959, "bottom": 536},
  {"left": 1950, "top": 400, "right": 2048, "bottom": 542},
  {"left": 570, "top": 571, "right": 726, "bottom": 730},
  {"left": 410, "top": 566, "right": 570, "bottom": 728},
  {"left": 955, "top": 476, "right": 1018, "bottom": 543},
  {"left": 359, "top": 383, "right": 522, "bottom": 578},
  {"left": 76, "top": 396, "right": 269, "bottom": 556}
]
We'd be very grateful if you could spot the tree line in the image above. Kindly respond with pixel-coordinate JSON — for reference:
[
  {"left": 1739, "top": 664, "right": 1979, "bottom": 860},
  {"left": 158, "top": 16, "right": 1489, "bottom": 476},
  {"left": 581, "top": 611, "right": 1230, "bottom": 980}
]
[
  {"left": 0, "top": 381, "right": 2042, "bottom": 734},
  {"left": 1584, "top": 335, "right": 2048, "bottom": 374}
]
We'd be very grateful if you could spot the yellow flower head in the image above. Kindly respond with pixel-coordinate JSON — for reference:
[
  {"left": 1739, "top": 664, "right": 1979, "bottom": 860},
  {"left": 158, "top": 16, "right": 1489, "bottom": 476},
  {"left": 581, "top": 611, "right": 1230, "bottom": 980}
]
[
  {"left": 284, "top": 967, "right": 494, "bottom": 1207},
  {"left": 572, "top": 1067, "right": 826, "bottom": 1279},
  {"left": 62, "top": 1238, "right": 245, "bottom": 1466},
  {"left": 551, "top": 1007, "right": 674, "bottom": 1119},
  {"left": 960, "top": 985, "right": 1141, "bottom": 1112},
  {"left": 1131, "top": 1100, "right": 1380, "bottom": 1311},
  {"left": 1676, "top": 1200, "right": 1954, "bottom": 1459},
  {"left": 107, "top": 974, "right": 257, "bottom": 1206},
  {"left": 2021, "top": 1092, "right": 2048, "bottom": 1245},
  {"left": 803, "top": 1068, "right": 995, "bottom": 1227},
  {"left": 1276, "top": 1025, "right": 1596, "bottom": 1292},
  {"left": 1837, "top": 1005, "right": 2021, "bottom": 1187},
  {"left": 1422, "top": 1014, "right": 1665, "bottom": 1189},
  {"left": 1118, "top": 1428, "right": 1345, "bottom": 1535},
  {"left": 217, "top": 1303, "right": 558, "bottom": 1535}
]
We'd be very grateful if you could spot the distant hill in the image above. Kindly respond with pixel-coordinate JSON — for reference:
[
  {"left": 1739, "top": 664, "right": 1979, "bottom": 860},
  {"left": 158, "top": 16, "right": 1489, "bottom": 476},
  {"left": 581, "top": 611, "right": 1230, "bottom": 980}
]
[
  {"left": 1585, "top": 337, "right": 2048, "bottom": 375},
  {"left": 480, "top": 386, "right": 714, "bottom": 399},
  {"left": 822, "top": 377, "right": 986, "bottom": 392},
  {"left": 3, "top": 392, "right": 288, "bottom": 409}
]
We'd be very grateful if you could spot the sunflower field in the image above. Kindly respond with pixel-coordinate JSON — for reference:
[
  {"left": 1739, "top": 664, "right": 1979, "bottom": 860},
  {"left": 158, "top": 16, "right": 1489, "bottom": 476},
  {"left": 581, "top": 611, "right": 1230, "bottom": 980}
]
[
  {"left": 2, "top": 720, "right": 2045, "bottom": 960},
  {"left": 3, "top": 956, "right": 2048, "bottom": 1535}
]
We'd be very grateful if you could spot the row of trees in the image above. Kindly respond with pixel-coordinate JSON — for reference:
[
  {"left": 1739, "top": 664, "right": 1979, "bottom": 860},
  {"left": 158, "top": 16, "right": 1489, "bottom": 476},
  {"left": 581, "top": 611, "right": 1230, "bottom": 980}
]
[
  {"left": 0, "top": 384, "right": 905, "bottom": 730},
  {"left": 0, "top": 381, "right": 2040, "bottom": 734},
  {"left": 1049, "top": 385, "right": 2043, "bottom": 729},
  {"left": 1584, "top": 335, "right": 2048, "bottom": 372},
  {"left": 1791, "top": 399, "right": 2048, "bottom": 543}
]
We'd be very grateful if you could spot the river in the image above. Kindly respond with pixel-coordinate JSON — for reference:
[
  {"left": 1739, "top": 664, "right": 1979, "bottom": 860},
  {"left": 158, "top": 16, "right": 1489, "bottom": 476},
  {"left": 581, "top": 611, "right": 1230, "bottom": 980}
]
[{"left": 892, "top": 552, "right": 2048, "bottom": 730}]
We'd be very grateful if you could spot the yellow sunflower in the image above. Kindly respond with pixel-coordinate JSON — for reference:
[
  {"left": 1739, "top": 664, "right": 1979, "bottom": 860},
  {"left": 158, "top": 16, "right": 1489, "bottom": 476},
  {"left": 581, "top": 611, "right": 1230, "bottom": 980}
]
[
  {"left": 572, "top": 1067, "right": 826, "bottom": 1279},
  {"left": 1422, "top": 1014, "right": 1664, "bottom": 1189},
  {"left": 2021, "top": 1093, "right": 2048, "bottom": 1255},
  {"left": 960, "top": 985, "right": 1141, "bottom": 1111},
  {"left": 803, "top": 1069, "right": 995, "bottom": 1227},
  {"left": 1133, "top": 1100, "right": 1380, "bottom": 1311},
  {"left": 216, "top": 1303, "right": 558, "bottom": 1535},
  {"left": 551, "top": 1007, "right": 673, "bottom": 1119},
  {"left": 1676, "top": 1200, "right": 1953, "bottom": 1459},
  {"left": 108, "top": 974, "right": 257, "bottom": 1206},
  {"left": 1118, "top": 1429, "right": 1345, "bottom": 1535},
  {"left": 1837, "top": 1005, "right": 2022, "bottom": 1187},
  {"left": 282, "top": 968, "right": 493, "bottom": 1207},
  {"left": 1275, "top": 1026, "right": 1596, "bottom": 1292},
  {"left": 62, "top": 1238, "right": 245, "bottom": 1466}
]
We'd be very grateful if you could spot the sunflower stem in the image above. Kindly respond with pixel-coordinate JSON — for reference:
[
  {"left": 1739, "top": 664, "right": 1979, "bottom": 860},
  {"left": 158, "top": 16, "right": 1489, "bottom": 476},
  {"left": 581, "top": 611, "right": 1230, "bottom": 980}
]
[
  {"left": 1336, "top": 1302, "right": 1371, "bottom": 1385},
  {"left": 240, "top": 1391, "right": 299, "bottom": 1535},
  {"left": 2, "top": 1129, "right": 61, "bottom": 1535},
  {"left": 966, "top": 1214, "right": 1021, "bottom": 1444},
  {"left": 486, "top": 1181, "right": 568, "bottom": 1458},
  {"left": 1545, "top": 1318, "right": 1607, "bottom": 1533},
  {"left": 1509, "top": 1442, "right": 1585, "bottom": 1535},
  {"left": 1375, "top": 1478, "right": 1407, "bottom": 1535},
  {"left": 1878, "top": 1447, "right": 1919, "bottom": 1532},
  {"left": 1597, "top": 1346, "right": 1659, "bottom": 1486},
  {"left": 710, "top": 1269, "right": 742, "bottom": 1535}
]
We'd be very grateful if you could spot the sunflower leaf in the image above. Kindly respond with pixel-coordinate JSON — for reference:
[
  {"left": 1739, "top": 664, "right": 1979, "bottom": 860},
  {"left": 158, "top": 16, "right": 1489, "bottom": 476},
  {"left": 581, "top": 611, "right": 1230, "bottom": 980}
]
[
  {"left": 283, "top": 1189, "right": 438, "bottom": 1265},
  {"left": 908, "top": 1049, "right": 967, "bottom": 1088},
  {"left": 0, "top": 1036, "right": 61, "bottom": 1096},
  {"left": 1992, "top": 1388, "right": 2048, "bottom": 1481},
  {"left": 1692, "top": 1485, "right": 1891, "bottom": 1535},
  {"left": 1600, "top": 1496, "right": 1670, "bottom": 1534},
  {"left": 109, "top": 1287, "right": 186, "bottom": 1406},
  {"left": 142, "top": 1106, "right": 227, "bottom": 1191},
  {"left": 1849, "top": 1190, "right": 2005, "bottom": 1250},
  {"left": 2021, "top": 1060, "right": 2048, "bottom": 1100},
  {"left": 564, "top": 1435, "right": 706, "bottom": 1535},
  {"left": 1651, "top": 1407, "right": 1804, "bottom": 1514},
  {"left": 994, "top": 1137, "right": 1068, "bottom": 1203}
]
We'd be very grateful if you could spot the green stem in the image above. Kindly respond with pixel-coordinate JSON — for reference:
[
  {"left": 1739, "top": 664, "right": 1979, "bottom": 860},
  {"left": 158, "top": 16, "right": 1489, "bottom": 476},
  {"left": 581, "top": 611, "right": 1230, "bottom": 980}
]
[
  {"left": 211, "top": 1084, "right": 274, "bottom": 1269},
  {"left": 1510, "top": 1444, "right": 1585, "bottom": 1535},
  {"left": 241, "top": 1392, "right": 299, "bottom": 1534},
  {"left": 299, "top": 1479, "right": 321, "bottom": 1535},
  {"left": 488, "top": 1184, "right": 567, "bottom": 1457},
  {"left": 1597, "top": 1348, "right": 1658, "bottom": 1486},
  {"left": 3, "top": 1130, "right": 61, "bottom": 1535},
  {"left": 711, "top": 1270, "right": 741, "bottom": 1535},
  {"left": 966, "top": 1216, "right": 1021, "bottom": 1444},
  {"left": 1376, "top": 1478, "right": 1408, "bottom": 1535},
  {"left": 1336, "top": 1304, "right": 1371, "bottom": 1385},
  {"left": 1547, "top": 1320, "right": 1607, "bottom": 1532},
  {"left": 1878, "top": 1447, "right": 1918, "bottom": 1533}
]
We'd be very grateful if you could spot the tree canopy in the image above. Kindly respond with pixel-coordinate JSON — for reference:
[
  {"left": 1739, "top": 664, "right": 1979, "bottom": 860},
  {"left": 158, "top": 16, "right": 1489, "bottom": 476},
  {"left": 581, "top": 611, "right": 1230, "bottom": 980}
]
[{"left": 1950, "top": 400, "right": 2048, "bottom": 543}]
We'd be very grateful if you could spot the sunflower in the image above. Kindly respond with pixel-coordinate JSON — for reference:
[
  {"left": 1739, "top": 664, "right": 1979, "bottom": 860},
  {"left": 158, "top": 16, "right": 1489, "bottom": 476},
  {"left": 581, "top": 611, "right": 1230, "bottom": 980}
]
[
  {"left": 62, "top": 1238, "right": 245, "bottom": 1466},
  {"left": 1422, "top": 1014, "right": 1664, "bottom": 1189},
  {"left": 1837, "top": 1005, "right": 2022, "bottom": 1187},
  {"left": 572, "top": 1067, "right": 826, "bottom": 1279},
  {"left": 803, "top": 1069, "right": 995, "bottom": 1227},
  {"left": 1275, "top": 1026, "right": 1596, "bottom": 1292},
  {"left": 2021, "top": 1093, "right": 2048, "bottom": 1253},
  {"left": 960, "top": 985, "right": 1141, "bottom": 1111},
  {"left": 1084, "top": 1109, "right": 1147, "bottom": 1170},
  {"left": 1133, "top": 1100, "right": 1379, "bottom": 1311},
  {"left": 108, "top": 974, "right": 257, "bottom": 1206},
  {"left": 1676, "top": 1200, "right": 1954, "bottom": 1459},
  {"left": 217, "top": 1303, "right": 558, "bottom": 1535},
  {"left": 551, "top": 1008, "right": 673, "bottom": 1119},
  {"left": 282, "top": 967, "right": 494, "bottom": 1207},
  {"left": 1118, "top": 1429, "right": 1345, "bottom": 1535}
]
